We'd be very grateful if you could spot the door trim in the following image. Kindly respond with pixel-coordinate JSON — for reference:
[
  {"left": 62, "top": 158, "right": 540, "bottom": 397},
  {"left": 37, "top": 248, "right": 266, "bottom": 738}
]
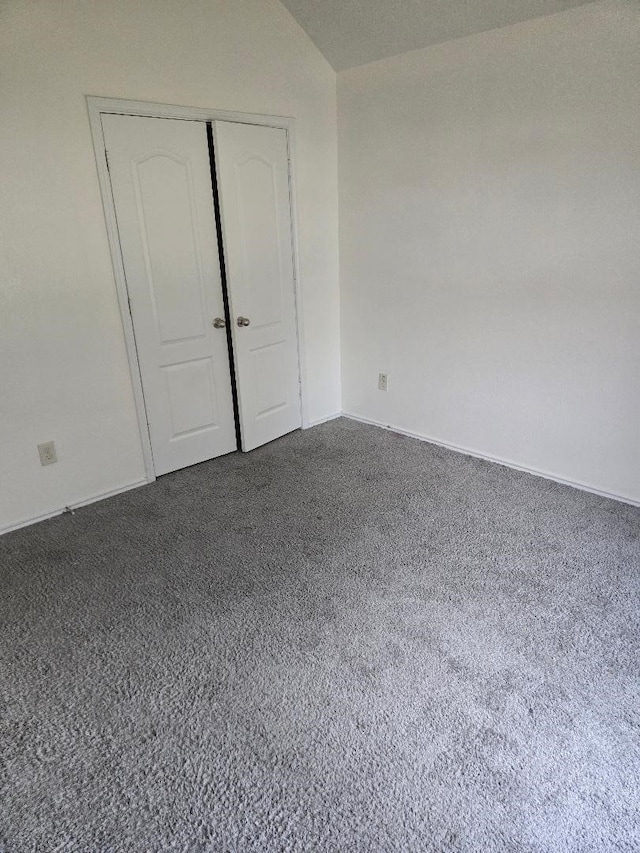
[{"left": 86, "top": 96, "right": 308, "bottom": 481}]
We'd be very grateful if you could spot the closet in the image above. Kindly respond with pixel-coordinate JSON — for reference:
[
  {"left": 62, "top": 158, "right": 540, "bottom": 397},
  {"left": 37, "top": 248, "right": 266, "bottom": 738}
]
[{"left": 101, "top": 112, "right": 301, "bottom": 476}]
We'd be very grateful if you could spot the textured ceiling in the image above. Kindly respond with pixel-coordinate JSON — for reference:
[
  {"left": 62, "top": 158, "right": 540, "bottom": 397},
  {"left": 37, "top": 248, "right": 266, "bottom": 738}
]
[{"left": 279, "top": 0, "right": 597, "bottom": 70}]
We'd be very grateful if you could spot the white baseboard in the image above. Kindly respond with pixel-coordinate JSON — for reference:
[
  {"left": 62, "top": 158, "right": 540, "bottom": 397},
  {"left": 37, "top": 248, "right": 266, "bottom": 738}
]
[
  {"left": 302, "top": 411, "right": 342, "bottom": 429},
  {"left": 4, "top": 414, "right": 636, "bottom": 535},
  {"left": 0, "top": 478, "right": 149, "bottom": 536},
  {"left": 341, "top": 411, "right": 640, "bottom": 508}
]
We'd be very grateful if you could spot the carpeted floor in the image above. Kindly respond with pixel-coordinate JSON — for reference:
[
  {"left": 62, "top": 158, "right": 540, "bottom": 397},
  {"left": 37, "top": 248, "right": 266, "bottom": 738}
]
[{"left": 1, "top": 418, "right": 638, "bottom": 852}]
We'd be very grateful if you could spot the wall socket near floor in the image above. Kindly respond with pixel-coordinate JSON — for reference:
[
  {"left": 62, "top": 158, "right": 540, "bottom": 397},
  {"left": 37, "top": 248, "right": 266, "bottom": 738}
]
[
  {"left": 37, "top": 441, "right": 57, "bottom": 466},
  {"left": 378, "top": 372, "right": 388, "bottom": 392}
]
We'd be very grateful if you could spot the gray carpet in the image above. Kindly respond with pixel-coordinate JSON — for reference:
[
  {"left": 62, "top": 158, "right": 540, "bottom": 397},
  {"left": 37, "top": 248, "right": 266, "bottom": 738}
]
[{"left": 1, "top": 418, "right": 639, "bottom": 852}]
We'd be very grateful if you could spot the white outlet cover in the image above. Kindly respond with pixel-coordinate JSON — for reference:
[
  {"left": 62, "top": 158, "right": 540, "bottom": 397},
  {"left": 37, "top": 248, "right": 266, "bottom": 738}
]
[{"left": 38, "top": 441, "right": 57, "bottom": 466}]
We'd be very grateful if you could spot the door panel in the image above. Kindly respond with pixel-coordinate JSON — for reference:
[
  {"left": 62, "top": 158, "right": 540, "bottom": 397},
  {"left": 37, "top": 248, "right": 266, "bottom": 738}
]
[
  {"left": 134, "top": 152, "right": 207, "bottom": 343},
  {"left": 213, "top": 122, "right": 301, "bottom": 451},
  {"left": 162, "top": 357, "right": 219, "bottom": 437},
  {"left": 250, "top": 341, "right": 288, "bottom": 418},
  {"left": 102, "top": 114, "right": 236, "bottom": 475}
]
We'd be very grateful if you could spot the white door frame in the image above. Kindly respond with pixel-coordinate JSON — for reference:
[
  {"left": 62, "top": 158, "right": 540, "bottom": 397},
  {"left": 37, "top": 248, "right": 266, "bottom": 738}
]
[{"left": 86, "top": 96, "right": 308, "bottom": 482}]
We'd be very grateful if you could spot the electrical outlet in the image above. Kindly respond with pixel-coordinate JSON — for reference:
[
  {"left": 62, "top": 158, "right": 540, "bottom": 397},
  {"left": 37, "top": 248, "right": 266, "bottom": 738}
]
[
  {"left": 378, "top": 373, "right": 388, "bottom": 392},
  {"left": 38, "top": 441, "right": 57, "bottom": 466}
]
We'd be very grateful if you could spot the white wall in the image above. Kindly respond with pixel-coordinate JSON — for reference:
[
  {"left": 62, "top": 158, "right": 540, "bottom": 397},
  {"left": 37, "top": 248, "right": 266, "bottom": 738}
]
[
  {"left": 0, "top": 0, "right": 340, "bottom": 532},
  {"left": 339, "top": 0, "right": 640, "bottom": 504}
]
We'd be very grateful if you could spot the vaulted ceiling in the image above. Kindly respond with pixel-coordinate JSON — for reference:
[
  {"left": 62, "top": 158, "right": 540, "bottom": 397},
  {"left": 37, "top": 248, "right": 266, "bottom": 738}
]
[{"left": 279, "top": 0, "right": 597, "bottom": 70}]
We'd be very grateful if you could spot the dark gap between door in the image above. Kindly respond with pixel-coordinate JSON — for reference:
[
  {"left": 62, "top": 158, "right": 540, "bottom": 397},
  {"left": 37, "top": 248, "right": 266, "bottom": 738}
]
[{"left": 206, "top": 122, "right": 243, "bottom": 452}]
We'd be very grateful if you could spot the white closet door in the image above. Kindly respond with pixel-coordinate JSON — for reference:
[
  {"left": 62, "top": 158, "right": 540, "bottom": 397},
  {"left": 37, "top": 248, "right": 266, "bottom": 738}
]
[
  {"left": 213, "top": 122, "right": 302, "bottom": 452},
  {"left": 102, "top": 114, "right": 236, "bottom": 475}
]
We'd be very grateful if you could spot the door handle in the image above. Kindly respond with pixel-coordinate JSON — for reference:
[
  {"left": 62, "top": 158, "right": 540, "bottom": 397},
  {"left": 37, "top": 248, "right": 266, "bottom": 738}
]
[
  {"left": 236, "top": 316, "right": 251, "bottom": 327},
  {"left": 212, "top": 317, "right": 226, "bottom": 329}
]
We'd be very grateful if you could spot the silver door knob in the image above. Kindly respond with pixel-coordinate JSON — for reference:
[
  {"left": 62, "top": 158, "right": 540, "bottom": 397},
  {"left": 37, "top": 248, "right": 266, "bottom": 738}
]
[
  {"left": 212, "top": 317, "right": 226, "bottom": 329},
  {"left": 237, "top": 316, "right": 250, "bottom": 327}
]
